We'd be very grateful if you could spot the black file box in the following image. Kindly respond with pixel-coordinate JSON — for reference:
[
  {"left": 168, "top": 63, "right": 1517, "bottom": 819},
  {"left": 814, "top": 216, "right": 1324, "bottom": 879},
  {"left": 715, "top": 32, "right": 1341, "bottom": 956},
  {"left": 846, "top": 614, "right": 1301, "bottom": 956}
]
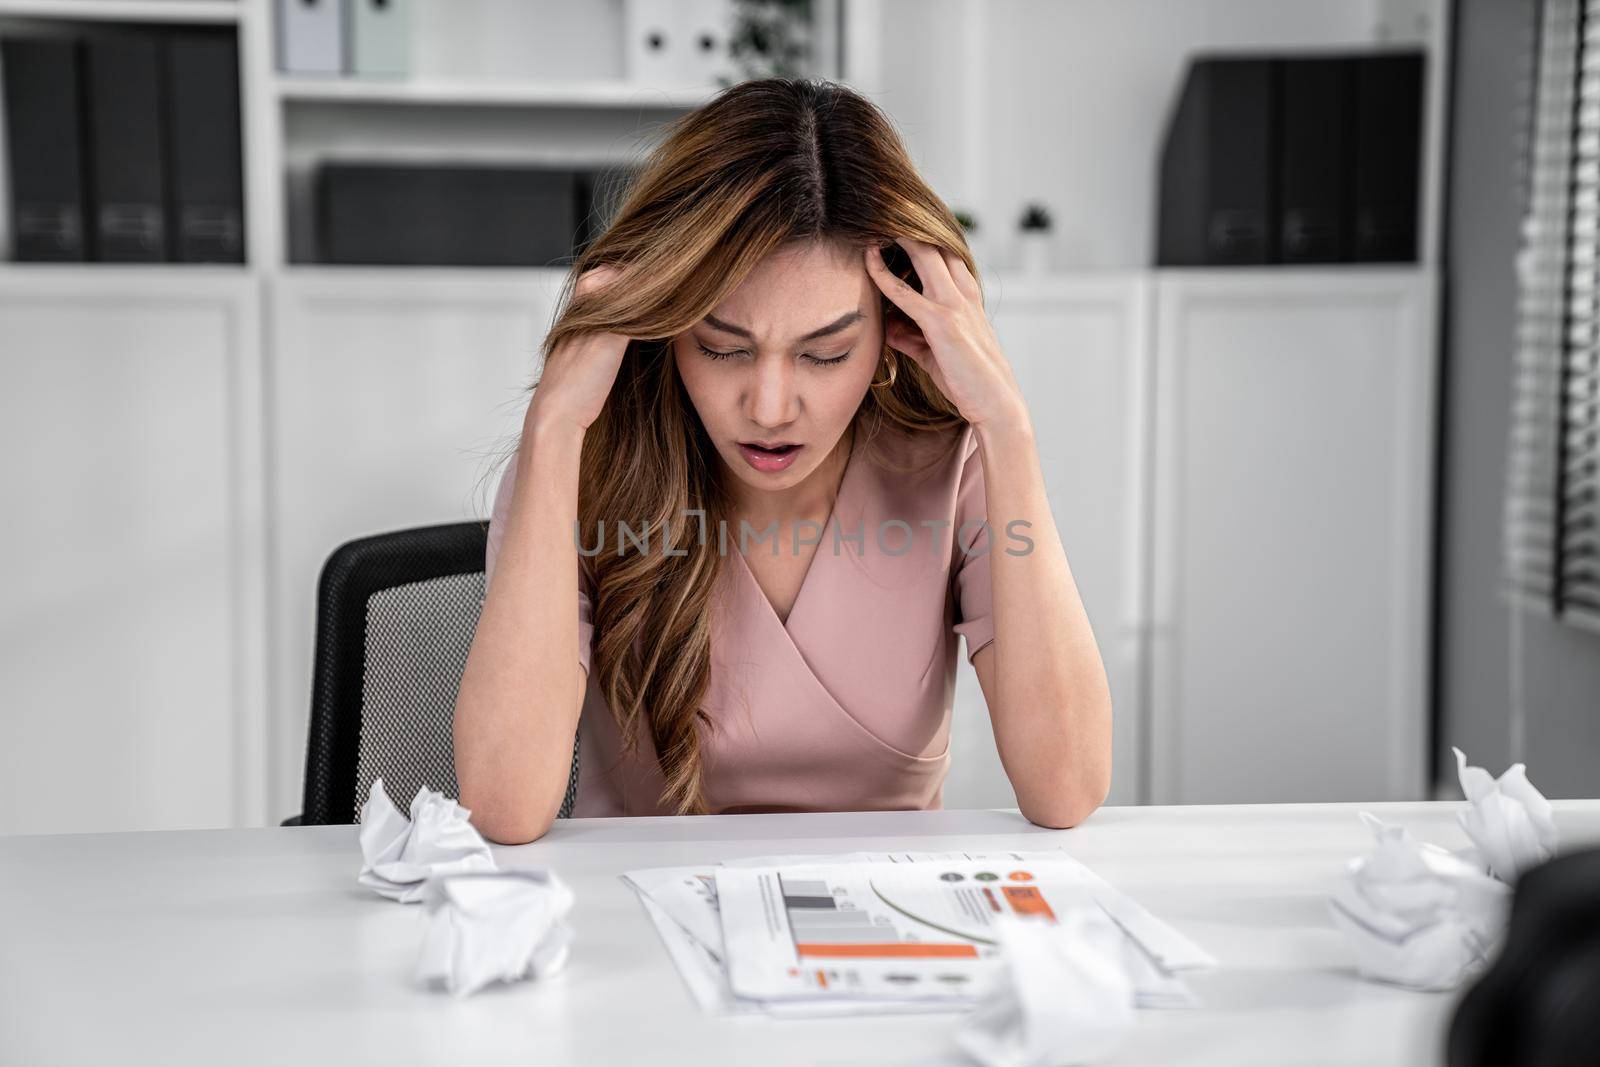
[
  {"left": 316, "top": 163, "right": 582, "bottom": 267},
  {"left": 164, "top": 32, "right": 245, "bottom": 263},
  {"left": 1156, "top": 57, "right": 1277, "bottom": 266},
  {"left": 1157, "top": 51, "right": 1424, "bottom": 267},
  {"left": 2, "top": 38, "right": 91, "bottom": 261},
  {"left": 575, "top": 165, "right": 636, "bottom": 256},
  {"left": 1279, "top": 57, "right": 1351, "bottom": 264},
  {"left": 1350, "top": 53, "right": 1424, "bottom": 263},
  {"left": 85, "top": 34, "right": 168, "bottom": 261}
]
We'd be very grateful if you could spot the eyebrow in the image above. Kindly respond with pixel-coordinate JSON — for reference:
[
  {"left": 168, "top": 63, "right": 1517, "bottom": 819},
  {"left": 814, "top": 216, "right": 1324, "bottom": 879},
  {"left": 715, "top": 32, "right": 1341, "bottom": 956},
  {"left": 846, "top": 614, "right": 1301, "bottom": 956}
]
[{"left": 703, "top": 310, "right": 865, "bottom": 343}]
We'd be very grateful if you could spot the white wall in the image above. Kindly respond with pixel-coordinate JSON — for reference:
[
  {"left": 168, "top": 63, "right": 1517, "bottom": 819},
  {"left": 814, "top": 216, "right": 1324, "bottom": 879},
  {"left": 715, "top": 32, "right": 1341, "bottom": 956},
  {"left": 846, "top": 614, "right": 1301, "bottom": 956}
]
[
  {"left": 858, "top": 0, "right": 1440, "bottom": 272},
  {"left": 1437, "top": 0, "right": 1600, "bottom": 797}
]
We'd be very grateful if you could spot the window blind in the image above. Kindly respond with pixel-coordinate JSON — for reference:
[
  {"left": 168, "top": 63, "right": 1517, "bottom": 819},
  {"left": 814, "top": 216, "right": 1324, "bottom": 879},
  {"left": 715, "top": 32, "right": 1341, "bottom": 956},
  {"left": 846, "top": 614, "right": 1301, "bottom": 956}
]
[{"left": 1505, "top": 0, "right": 1600, "bottom": 632}]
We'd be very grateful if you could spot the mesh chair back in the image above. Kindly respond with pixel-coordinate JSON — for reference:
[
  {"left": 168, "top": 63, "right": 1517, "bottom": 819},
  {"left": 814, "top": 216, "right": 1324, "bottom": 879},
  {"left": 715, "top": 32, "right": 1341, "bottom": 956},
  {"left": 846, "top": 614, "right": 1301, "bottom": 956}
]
[{"left": 299, "top": 521, "right": 580, "bottom": 824}]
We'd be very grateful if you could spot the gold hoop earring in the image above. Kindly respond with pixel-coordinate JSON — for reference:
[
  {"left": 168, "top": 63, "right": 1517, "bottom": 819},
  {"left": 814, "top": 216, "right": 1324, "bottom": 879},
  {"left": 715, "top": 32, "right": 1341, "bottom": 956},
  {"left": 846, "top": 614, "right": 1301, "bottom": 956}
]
[{"left": 870, "top": 350, "right": 899, "bottom": 390}]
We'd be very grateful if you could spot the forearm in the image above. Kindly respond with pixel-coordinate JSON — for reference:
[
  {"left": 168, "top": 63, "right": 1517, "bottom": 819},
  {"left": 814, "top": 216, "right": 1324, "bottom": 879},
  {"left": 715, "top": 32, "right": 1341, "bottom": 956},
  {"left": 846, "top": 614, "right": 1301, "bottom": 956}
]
[
  {"left": 454, "top": 410, "right": 588, "bottom": 843},
  {"left": 976, "top": 418, "right": 1113, "bottom": 826}
]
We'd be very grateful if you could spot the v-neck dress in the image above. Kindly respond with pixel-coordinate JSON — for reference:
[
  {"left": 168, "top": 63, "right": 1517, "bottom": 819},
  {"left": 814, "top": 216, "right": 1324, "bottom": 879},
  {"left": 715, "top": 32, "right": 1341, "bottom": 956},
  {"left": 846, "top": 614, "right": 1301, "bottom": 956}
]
[{"left": 484, "top": 422, "right": 996, "bottom": 817}]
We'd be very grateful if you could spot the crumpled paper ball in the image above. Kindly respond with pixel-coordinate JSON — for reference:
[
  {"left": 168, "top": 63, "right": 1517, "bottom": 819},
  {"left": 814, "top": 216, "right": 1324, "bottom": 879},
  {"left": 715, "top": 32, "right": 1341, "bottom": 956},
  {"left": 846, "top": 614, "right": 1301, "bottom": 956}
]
[
  {"left": 416, "top": 869, "right": 576, "bottom": 998},
  {"left": 357, "top": 778, "right": 497, "bottom": 904},
  {"left": 955, "top": 908, "right": 1134, "bottom": 1067},
  {"left": 1453, "top": 747, "right": 1559, "bottom": 884},
  {"left": 1328, "top": 813, "right": 1512, "bottom": 991}
]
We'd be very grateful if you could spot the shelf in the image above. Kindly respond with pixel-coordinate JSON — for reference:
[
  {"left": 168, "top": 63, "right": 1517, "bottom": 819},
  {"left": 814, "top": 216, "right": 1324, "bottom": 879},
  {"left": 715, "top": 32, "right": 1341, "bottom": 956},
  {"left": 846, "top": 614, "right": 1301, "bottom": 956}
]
[
  {"left": 273, "top": 263, "right": 564, "bottom": 282},
  {"left": 1148, "top": 262, "right": 1432, "bottom": 279},
  {"left": 0, "top": 261, "right": 251, "bottom": 275},
  {"left": 0, "top": 262, "right": 256, "bottom": 302},
  {"left": 0, "top": 0, "right": 239, "bottom": 22},
  {"left": 273, "top": 76, "right": 717, "bottom": 110}
]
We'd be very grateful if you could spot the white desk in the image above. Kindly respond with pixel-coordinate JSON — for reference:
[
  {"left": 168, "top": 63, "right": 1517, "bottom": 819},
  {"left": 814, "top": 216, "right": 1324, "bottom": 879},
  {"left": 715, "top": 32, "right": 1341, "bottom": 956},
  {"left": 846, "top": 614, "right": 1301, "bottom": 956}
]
[{"left": 3, "top": 801, "right": 1598, "bottom": 1066}]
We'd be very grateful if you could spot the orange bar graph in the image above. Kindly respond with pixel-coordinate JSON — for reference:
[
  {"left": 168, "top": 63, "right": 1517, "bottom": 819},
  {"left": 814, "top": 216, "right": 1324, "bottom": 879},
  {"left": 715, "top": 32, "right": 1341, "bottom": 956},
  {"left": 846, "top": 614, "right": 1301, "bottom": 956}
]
[
  {"left": 796, "top": 942, "right": 980, "bottom": 959},
  {"left": 1002, "top": 886, "right": 1057, "bottom": 920}
]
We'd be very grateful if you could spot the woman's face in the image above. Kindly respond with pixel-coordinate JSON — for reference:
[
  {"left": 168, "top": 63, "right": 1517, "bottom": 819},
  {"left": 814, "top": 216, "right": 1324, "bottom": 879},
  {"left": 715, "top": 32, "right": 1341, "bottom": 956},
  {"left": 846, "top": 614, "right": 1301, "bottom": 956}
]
[{"left": 674, "top": 239, "right": 882, "bottom": 495}]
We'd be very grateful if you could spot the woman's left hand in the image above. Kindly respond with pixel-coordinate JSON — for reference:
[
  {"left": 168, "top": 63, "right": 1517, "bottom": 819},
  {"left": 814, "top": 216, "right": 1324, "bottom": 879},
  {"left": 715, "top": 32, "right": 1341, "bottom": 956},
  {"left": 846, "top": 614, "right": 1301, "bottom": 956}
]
[{"left": 865, "top": 237, "right": 1030, "bottom": 433}]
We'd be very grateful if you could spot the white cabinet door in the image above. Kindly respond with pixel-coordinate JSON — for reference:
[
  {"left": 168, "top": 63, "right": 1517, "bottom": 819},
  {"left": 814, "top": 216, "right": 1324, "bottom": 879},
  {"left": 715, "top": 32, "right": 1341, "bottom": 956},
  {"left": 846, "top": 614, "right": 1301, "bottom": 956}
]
[
  {"left": 944, "top": 274, "right": 1151, "bottom": 809},
  {"left": 0, "top": 268, "right": 267, "bottom": 834},
  {"left": 267, "top": 269, "right": 564, "bottom": 818},
  {"left": 1149, "top": 269, "right": 1436, "bottom": 804}
]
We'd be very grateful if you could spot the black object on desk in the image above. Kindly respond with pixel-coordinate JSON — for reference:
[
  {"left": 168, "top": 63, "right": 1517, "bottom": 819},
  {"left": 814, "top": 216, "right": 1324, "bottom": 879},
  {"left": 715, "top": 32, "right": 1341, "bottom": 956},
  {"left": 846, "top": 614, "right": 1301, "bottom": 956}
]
[{"left": 1448, "top": 848, "right": 1600, "bottom": 1067}]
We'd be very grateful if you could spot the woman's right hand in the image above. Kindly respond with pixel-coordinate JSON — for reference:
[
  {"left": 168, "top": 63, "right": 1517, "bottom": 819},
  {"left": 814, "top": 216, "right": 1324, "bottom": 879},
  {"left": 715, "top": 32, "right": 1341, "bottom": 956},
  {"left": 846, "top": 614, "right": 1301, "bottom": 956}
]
[{"left": 527, "top": 265, "right": 634, "bottom": 434}]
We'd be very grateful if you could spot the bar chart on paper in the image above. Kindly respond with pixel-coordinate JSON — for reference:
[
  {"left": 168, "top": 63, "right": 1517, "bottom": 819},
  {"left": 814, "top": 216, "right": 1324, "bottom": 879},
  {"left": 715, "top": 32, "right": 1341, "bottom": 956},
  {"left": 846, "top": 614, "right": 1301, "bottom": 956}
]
[
  {"left": 781, "top": 868, "right": 1063, "bottom": 960},
  {"left": 717, "top": 862, "right": 1098, "bottom": 1000},
  {"left": 623, "top": 848, "right": 1215, "bottom": 1016}
]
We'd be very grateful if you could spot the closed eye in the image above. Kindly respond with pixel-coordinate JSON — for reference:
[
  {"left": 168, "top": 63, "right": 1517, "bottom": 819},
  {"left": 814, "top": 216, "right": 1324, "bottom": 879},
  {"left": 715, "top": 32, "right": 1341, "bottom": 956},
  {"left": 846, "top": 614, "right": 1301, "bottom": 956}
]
[
  {"left": 801, "top": 350, "right": 852, "bottom": 366},
  {"left": 697, "top": 343, "right": 853, "bottom": 366}
]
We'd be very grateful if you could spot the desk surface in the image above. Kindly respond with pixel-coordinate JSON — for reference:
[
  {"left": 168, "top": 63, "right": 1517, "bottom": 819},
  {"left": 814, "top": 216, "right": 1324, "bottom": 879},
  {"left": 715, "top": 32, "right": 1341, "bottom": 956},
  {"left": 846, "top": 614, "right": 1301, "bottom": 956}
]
[{"left": 4, "top": 801, "right": 1598, "bottom": 1067}]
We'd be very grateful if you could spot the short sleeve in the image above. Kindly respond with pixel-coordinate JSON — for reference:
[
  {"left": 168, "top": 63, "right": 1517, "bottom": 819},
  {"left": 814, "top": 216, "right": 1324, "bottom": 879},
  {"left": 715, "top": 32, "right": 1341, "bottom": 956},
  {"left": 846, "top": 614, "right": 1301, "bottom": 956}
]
[
  {"left": 950, "top": 430, "right": 996, "bottom": 663},
  {"left": 484, "top": 455, "right": 596, "bottom": 678}
]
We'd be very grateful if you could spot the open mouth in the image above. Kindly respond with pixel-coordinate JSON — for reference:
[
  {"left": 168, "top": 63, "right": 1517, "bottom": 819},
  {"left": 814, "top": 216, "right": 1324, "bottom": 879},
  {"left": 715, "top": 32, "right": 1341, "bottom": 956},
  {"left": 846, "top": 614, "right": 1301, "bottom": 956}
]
[{"left": 737, "top": 441, "right": 804, "bottom": 473}]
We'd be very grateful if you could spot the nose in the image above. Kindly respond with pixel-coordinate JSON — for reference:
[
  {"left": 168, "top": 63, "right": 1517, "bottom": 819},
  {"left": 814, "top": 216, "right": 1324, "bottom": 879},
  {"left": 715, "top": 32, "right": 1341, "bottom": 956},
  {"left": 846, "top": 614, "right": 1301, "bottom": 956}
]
[{"left": 744, "top": 354, "right": 801, "bottom": 431}]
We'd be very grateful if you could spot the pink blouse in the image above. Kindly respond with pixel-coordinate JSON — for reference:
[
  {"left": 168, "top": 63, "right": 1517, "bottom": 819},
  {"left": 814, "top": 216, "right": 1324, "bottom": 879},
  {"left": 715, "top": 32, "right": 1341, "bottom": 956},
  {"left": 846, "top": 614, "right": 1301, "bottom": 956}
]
[{"left": 484, "top": 423, "right": 996, "bottom": 817}]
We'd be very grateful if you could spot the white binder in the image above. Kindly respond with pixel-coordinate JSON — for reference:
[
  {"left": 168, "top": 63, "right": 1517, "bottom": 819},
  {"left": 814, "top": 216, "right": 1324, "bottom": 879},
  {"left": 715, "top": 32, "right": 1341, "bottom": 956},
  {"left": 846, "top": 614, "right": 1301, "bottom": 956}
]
[
  {"left": 277, "top": 0, "right": 344, "bottom": 76},
  {"left": 623, "top": 0, "right": 734, "bottom": 88},
  {"left": 345, "top": 0, "right": 411, "bottom": 78}
]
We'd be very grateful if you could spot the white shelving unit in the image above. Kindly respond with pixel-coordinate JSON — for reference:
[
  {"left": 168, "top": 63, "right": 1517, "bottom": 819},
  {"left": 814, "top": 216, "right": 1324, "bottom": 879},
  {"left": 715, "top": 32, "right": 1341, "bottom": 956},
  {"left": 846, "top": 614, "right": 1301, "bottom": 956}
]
[
  {"left": 0, "top": 0, "right": 715, "bottom": 835},
  {"left": 273, "top": 75, "right": 715, "bottom": 109},
  {"left": 0, "top": 0, "right": 744, "bottom": 268},
  {"left": 0, "top": 0, "right": 239, "bottom": 23},
  {"left": 1147, "top": 267, "right": 1437, "bottom": 804}
]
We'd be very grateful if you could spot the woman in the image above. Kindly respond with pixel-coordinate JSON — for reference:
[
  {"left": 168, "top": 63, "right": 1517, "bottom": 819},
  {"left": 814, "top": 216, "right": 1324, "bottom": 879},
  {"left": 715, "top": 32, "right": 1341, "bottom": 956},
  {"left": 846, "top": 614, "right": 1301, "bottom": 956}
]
[{"left": 454, "top": 78, "right": 1111, "bottom": 843}]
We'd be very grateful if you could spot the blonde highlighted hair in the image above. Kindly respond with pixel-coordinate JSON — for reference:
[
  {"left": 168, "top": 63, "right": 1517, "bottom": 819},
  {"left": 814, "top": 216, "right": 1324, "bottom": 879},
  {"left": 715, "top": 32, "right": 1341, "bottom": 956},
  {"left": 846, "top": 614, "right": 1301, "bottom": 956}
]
[{"left": 536, "top": 78, "right": 979, "bottom": 814}]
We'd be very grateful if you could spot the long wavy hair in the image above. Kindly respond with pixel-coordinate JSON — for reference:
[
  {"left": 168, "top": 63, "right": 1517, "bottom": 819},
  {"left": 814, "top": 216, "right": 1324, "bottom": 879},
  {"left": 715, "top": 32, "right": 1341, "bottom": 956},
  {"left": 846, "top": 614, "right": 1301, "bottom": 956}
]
[{"left": 537, "top": 78, "right": 979, "bottom": 814}]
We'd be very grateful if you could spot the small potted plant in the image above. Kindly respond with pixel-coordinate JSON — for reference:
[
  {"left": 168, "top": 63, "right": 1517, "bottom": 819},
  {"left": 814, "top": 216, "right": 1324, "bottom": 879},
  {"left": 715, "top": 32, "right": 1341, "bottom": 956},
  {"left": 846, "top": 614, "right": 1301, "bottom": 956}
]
[
  {"left": 722, "top": 0, "right": 813, "bottom": 84},
  {"left": 951, "top": 208, "right": 984, "bottom": 267},
  {"left": 1017, "top": 202, "right": 1053, "bottom": 274}
]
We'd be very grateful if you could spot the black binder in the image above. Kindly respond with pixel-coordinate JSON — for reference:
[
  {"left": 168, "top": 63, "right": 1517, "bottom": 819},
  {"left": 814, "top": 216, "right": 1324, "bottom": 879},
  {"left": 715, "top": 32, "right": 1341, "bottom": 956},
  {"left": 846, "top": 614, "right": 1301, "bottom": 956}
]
[
  {"left": 1279, "top": 57, "right": 1350, "bottom": 264},
  {"left": 575, "top": 165, "right": 636, "bottom": 255},
  {"left": 1156, "top": 57, "right": 1277, "bottom": 266},
  {"left": 164, "top": 32, "right": 245, "bottom": 263},
  {"left": 85, "top": 34, "right": 168, "bottom": 261},
  {"left": 1350, "top": 52, "right": 1424, "bottom": 263},
  {"left": 2, "top": 38, "right": 91, "bottom": 261},
  {"left": 316, "top": 163, "right": 581, "bottom": 267}
]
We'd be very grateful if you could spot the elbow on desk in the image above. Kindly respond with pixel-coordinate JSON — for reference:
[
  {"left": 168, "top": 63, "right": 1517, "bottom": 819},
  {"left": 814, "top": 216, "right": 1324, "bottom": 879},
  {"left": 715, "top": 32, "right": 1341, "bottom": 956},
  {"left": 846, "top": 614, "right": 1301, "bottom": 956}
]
[
  {"left": 1019, "top": 771, "right": 1112, "bottom": 830},
  {"left": 1020, "top": 796, "right": 1103, "bottom": 830},
  {"left": 471, "top": 808, "right": 556, "bottom": 845},
  {"left": 1001, "top": 685, "right": 1115, "bottom": 830},
  {"left": 457, "top": 781, "right": 559, "bottom": 844}
]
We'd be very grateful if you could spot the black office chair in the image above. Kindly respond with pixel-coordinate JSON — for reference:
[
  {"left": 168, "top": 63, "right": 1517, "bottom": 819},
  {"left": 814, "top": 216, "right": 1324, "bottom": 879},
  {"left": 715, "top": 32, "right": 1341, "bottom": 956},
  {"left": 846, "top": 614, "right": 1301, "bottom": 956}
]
[{"left": 288, "top": 521, "right": 580, "bottom": 825}]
